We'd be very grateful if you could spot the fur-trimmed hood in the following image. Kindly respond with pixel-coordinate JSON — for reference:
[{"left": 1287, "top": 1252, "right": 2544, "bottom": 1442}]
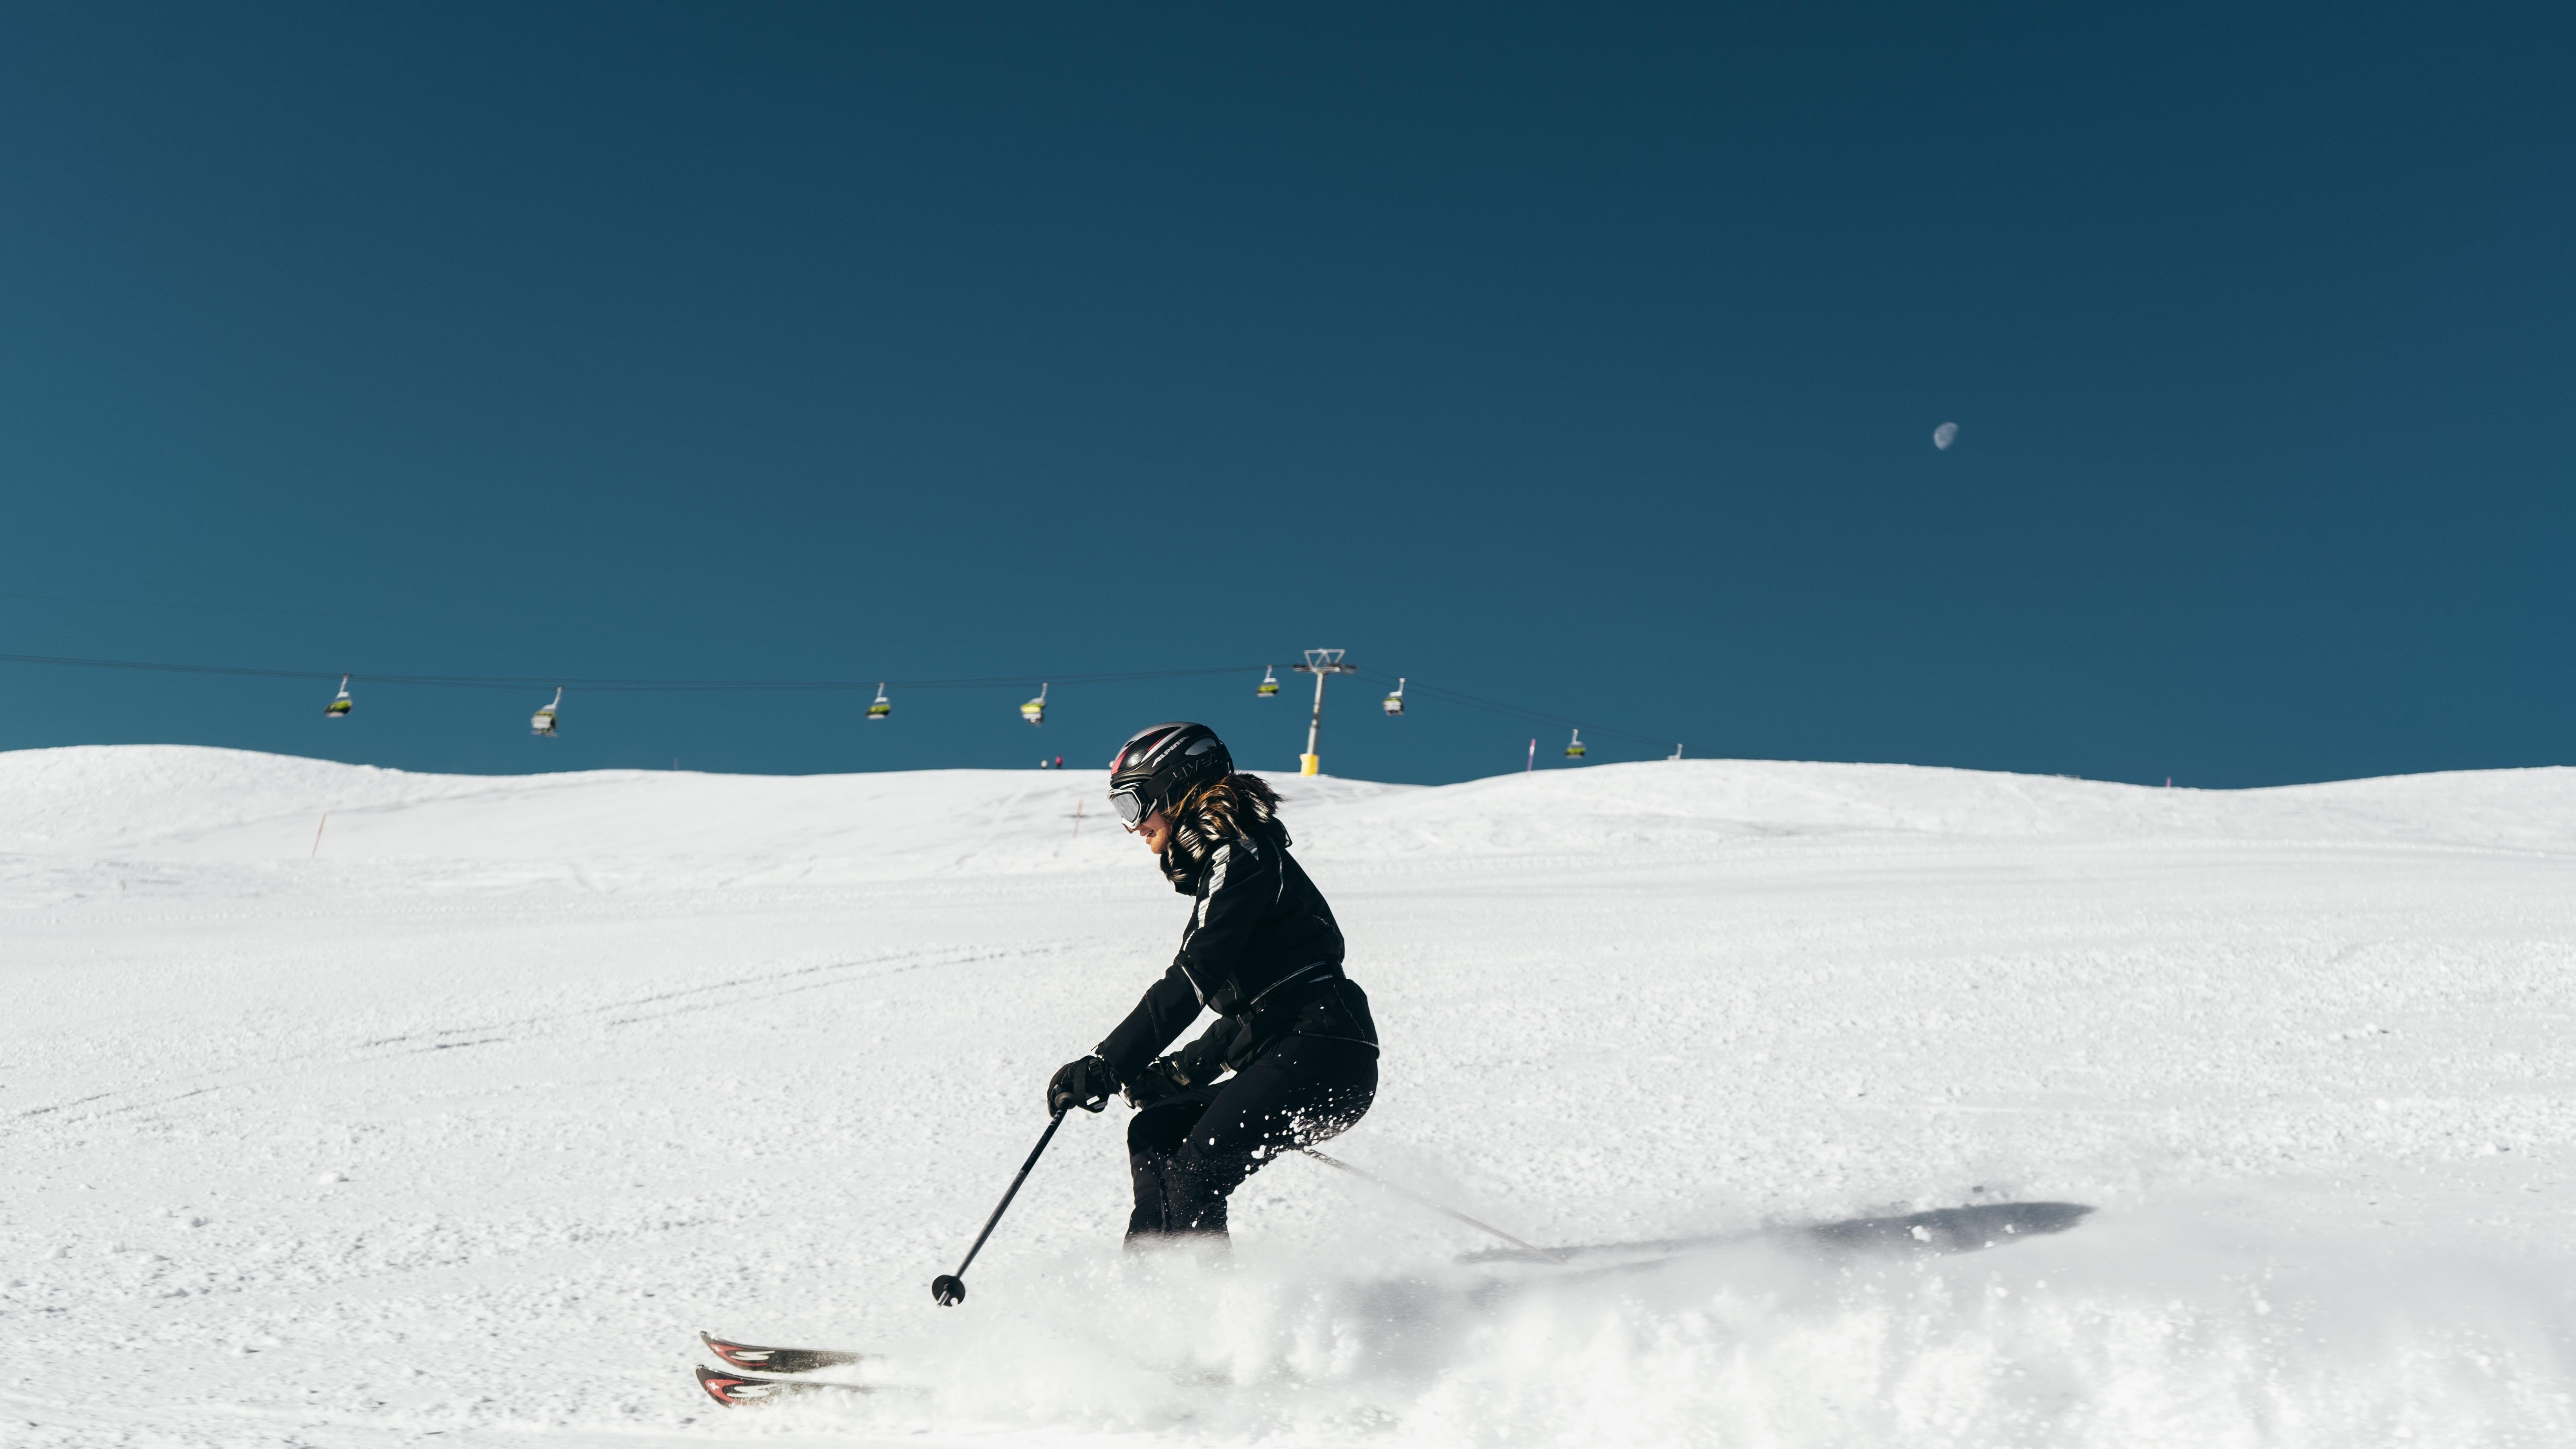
[{"left": 1161, "top": 772, "right": 1288, "bottom": 887}]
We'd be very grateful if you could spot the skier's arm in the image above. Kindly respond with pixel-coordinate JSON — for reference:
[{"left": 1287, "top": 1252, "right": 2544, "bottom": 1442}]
[
  {"left": 1096, "top": 963, "right": 1204, "bottom": 1084},
  {"left": 1096, "top": 840, "right": 1277, "bottom": 1082}
]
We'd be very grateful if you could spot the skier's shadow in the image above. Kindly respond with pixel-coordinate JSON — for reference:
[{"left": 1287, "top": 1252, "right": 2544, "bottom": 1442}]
[{"left": 1458, "top": 1200, "right": 2095, "bottom": 1267}]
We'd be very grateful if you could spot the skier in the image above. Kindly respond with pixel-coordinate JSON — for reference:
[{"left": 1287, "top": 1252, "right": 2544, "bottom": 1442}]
[{"left": 1048, "top": 722, "right": 1379, "bottom": 1243}]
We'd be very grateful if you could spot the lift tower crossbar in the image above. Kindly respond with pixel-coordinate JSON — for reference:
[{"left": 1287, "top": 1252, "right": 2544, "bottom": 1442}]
[{"left": 1291, "top": 648, "right": 1358, "bottom": 776}]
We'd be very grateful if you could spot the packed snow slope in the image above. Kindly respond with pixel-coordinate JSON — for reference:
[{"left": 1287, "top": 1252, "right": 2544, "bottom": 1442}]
[{"left": 6, "top": 745, "right": 2576, "bottom": 1449}]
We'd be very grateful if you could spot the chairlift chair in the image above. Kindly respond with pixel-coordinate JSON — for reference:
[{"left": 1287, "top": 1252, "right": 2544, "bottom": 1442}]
[
  {"left": 867, "top": 682, "right": 892, "bottom": 721},
  {"left": 1564, "top": 728, "right": 1586, "bottom": 760},
  {"left": 1257, "top": 665, "right": 1279, "bottom": 699},
  {"left": 531, "top": 687, "right": 562, "bottom": 737},
  {"left": 324, "top": 675, "right": 353, "bottom": 719},
  {"left": 1381, "top": 677, "right": 1406, "bottom": 716},
  {"left": 1021, "top": 682, "right": 1048, "bottom": 726}
]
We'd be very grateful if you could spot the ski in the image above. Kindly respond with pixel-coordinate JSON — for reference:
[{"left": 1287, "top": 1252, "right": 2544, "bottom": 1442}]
[
  {"left": 699, "top": 1330, "right": 875, "bottom": 1374},
  {"left": 693, "top": 1363, "right": 877, "bottom": 1408}
]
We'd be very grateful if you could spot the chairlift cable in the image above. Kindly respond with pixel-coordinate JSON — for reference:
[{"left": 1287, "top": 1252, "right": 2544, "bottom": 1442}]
[
  {"left": 0, "top": 651, "right": 1258, "bottom": 694},
  {"left": 0, "top": 647, "right": 1693, "bottom": 756},
  {"left": 1347, "top": 665, "right": 1679, "bottom": 751}
]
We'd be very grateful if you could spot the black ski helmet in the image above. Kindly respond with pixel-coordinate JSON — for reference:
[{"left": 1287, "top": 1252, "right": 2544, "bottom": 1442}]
[{"left": 1107, "top": 722, "right": 1231, "bottom": 825}]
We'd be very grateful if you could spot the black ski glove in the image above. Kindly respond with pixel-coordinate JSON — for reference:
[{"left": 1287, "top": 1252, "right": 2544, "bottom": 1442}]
[
  {"left": 1173, "top": 1020, "right": 1244, "bottom": 1083},
  {"left": 1047, "top": 1055, "right": 1118, "bottom": 1115},
  {"left": 1122, "top": 1056, "right": 1191, "bottom": 1108}
]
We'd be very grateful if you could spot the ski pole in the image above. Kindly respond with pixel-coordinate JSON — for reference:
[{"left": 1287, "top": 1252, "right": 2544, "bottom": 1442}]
[
  {"left": 1297, "top": 1147, "right": 1537, "bottom": 1252},
  {"left": 933, "top": 1106, "right": 1070, "bottom": 1306}
]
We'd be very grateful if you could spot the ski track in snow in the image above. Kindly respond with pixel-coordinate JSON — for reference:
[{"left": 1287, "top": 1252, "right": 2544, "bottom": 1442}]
[{"left": 5, "top": 745, "right": 2576, "bottom": 1447}]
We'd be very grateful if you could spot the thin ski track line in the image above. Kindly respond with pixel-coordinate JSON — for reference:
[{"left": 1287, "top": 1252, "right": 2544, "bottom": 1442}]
[
  {"left": 0, "top": 1385, "right": 753, "bottom": 1444},
  {"left": 357, "top": 944, "right": 966, "bottom": 1043},
  {"left": 602, "top": 955, "right": 965, "bottom": 1026},
  {"left": 8, "top": 944, "right": 1047, "bottom": 1126}
]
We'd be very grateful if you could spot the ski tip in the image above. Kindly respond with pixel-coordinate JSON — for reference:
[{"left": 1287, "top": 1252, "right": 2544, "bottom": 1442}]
[
  {"left": 694, "top": 1363, "right": 767, "bottom": 1408},
  {"left": 694, "top": 1362, "right": 885, "bottom": 1407},
  {"left": 699, "top": 1330, "right": 874, "bottom": 1372}
]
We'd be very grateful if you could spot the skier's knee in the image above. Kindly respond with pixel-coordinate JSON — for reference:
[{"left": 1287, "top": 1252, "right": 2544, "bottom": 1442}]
[{"left": 1128, "top": 1100, "right": 1202, "bottom": 1157}]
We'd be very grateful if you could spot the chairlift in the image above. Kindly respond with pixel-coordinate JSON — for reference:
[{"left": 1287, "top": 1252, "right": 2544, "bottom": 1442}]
[
  {"left": 324, "top": 675, "right": 353, "bottom": 719},
  {"left": 867, "top": 682, "right": 891, "bottom": 721},
  {"left": 1021, "top": 682, "right": 1048, "bottom": 726},
  {"left": 1257, "top": 665, "right": 1279, "bottom": 699},
  {"left": 1381, "top": 677, "right": 1406, "bottom": 717},
  {"left": 1564, "top": 728, "right": 1586, "bottom": 761},
  {"left": 531, "top": 687, "right": 562, "bottom": 737}
]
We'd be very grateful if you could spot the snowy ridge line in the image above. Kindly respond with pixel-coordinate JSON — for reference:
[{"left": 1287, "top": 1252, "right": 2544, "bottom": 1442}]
[
  {"left": 8, "top": 746, "right": 2576, "bottom": 870},
  {"left": 1306, "top": 834, "right": 2576, "bottom": 881}
]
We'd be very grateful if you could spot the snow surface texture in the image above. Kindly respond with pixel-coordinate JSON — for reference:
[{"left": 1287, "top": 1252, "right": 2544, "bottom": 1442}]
[{"left": 6, "top": 744, "right": 2576, "bottom": 1448}]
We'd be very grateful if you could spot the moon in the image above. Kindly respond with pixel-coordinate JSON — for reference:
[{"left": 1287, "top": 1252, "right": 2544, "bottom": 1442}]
[{"left": 1933, "top": 422, "right": 1958, "bottom": 450}]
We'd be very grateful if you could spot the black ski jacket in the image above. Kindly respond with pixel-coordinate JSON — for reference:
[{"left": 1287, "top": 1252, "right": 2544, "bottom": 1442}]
[{"left": 1097, "top": 818, "right": 1376, "bottom": 1085}]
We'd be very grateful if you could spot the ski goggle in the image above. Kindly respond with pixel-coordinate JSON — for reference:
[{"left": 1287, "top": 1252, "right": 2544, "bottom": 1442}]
[{"left": 1109, "top": 786, "right": 1153, "bottom": 827}]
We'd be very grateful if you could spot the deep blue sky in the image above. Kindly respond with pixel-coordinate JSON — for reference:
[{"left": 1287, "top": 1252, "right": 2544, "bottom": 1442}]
[{"left": 2, "top": 3, "right": 2569, "bottom": 785}]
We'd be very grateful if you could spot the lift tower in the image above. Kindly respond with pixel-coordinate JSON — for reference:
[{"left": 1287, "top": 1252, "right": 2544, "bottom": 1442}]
[{"left": 1292, "top": 648, "right": 1358, "bottom": 776}]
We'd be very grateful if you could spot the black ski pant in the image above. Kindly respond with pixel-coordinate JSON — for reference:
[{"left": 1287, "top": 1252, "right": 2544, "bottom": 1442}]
[{"left": 1126, "top": 1034, "right": 1377, "bottom": 1242}]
